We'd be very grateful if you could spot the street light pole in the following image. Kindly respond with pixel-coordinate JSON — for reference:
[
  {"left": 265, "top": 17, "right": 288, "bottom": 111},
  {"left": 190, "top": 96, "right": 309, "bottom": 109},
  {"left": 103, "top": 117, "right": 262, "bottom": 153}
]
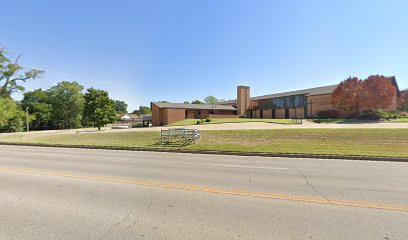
[{"left": 26, "top": 107, "right": 29, "bottom": 132}]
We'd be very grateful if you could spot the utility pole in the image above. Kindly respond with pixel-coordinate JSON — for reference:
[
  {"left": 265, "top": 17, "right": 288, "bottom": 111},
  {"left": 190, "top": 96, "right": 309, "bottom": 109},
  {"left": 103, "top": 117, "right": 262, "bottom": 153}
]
[{"left": 26, "top": 107, "right": 30, "bottom": 132}]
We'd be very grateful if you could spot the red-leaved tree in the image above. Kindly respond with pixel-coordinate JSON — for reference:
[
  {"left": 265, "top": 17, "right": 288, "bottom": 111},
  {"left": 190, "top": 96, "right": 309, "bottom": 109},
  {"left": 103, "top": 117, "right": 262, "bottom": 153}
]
[
  {"left": 398, "top": 89, "right": 408, "bottom": 111},
  {"left": 332, "top": 77, "right": 362, "bottom": 114},
  {"left": 359, "top": 75, "right": 396, "bottom": 111}
]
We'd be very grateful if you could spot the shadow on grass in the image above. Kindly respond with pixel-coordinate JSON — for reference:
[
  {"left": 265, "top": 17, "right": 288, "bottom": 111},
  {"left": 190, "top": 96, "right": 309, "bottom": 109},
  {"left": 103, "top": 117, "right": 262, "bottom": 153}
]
[
  {"left": 312, "top": 119, "right": 380, "bottom": 124},
  {"left": 149, "top": 138, "right": 195, "bottom": 148},
  {"left": 336, "top": 120, "right": 380, "bottom": 124}
]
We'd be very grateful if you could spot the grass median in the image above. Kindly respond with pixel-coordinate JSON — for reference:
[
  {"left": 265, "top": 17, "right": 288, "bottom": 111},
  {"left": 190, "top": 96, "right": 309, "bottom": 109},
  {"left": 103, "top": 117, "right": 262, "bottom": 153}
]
[{"left": 1, "top": 129, "right": 407, "bottom": 158}]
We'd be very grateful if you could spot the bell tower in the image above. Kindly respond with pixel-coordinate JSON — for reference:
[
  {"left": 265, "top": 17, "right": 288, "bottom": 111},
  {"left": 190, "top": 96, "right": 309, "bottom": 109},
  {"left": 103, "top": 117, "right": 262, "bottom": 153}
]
[{"left": 237, "top": 86, "right": 250, "bottom": 117}]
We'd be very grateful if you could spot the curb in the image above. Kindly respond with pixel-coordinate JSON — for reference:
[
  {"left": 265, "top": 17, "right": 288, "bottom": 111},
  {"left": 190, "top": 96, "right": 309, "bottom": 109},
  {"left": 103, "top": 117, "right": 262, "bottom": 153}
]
[{"left": 1, "top": 142, "right": 407, "bottom": 162}]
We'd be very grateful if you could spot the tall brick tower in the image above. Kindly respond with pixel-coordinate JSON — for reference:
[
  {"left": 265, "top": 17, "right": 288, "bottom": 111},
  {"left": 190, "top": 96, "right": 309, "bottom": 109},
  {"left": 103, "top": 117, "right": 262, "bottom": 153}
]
[{"left": 237, "top": 86, "right": 250, "bottom": 117}]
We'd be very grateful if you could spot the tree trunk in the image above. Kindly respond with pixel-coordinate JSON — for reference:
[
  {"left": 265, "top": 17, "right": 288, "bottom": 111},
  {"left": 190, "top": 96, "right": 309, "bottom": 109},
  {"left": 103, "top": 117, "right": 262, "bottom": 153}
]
[{"left": 98, "top": 126, "right": 101, "bottom": 131}]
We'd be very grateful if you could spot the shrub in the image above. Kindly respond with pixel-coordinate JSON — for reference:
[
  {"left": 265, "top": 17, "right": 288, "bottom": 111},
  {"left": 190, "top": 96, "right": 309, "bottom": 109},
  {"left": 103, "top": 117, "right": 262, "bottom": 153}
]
[
  {"left": 399, "top": 112, "right": 408, "bottom": 117},
  {"left": 196, "top": 119, "right": 206, "bottom": 125},
  {"left": 355, "top": 110, "right": 398, "bottom": 120},
  {"left": 317, "top": 109, "right": 338, "bottom": 118},
  {"left": 205, "top": 118, "right": 211, "bottom": 122}
]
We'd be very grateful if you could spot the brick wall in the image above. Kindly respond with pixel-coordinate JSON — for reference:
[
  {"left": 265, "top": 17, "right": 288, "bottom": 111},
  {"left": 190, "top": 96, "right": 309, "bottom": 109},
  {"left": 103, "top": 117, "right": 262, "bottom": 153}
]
[
  {"left": 164, "top": 109, "right": 185, "bottom": 125},
  {"left": 289, "top": 107, "right": 305, "bottom": 118},
  {"left": 207, "top": 114, "right": 238, "bottom": 119},
  {"left": 151, "top": 104, "right": 161, "bottom": 126},
  {"left": 307, "top": 94, "right": 333, "bottom": 116},
  {"left": 263, "top": 109, "right": 272, "bottom": 118},
  {"left": 276, "top": 109, "right": 285, "bottom": 119},
  {"left": 185, "top": 109, "right": 195, "bottom": 119},
  {"left": 237, "top": 86, "right": 250, "bottom": 116}
]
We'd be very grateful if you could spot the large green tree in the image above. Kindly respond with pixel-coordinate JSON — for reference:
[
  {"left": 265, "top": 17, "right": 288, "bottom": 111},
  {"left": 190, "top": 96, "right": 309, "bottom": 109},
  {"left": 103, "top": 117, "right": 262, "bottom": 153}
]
[
  {"left": 83, "top": 88, "right": 116, "bottom": 130},
  {"left": 204, "top": 95, "right": 219, "bottom": 105},
  {"left": 48, "top": 81, "right": 84, "bottom": 129},
  {"left": 114, "top": 100, "right": 128, "bottom": 113},
  {"left": 132, "top": 106, "right": 151, "bottom": 115},
  {"left": 0, "top": 97, "right": 25, "bottom": 132},
  {"left": 0, "top": 47, "right": 44, "bottom": 98},
  {"left": 21, "top": 89, "right": 52, "bottom": 129},
  {"left": 191, "top": 99, "right": 204, "bottom": 104}
]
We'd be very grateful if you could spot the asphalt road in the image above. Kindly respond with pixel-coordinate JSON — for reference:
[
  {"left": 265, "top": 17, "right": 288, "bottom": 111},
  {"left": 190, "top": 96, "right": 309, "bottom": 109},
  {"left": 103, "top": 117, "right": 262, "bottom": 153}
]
[{"left": 0, "top": 145, "right": 407, "bottom": 239}]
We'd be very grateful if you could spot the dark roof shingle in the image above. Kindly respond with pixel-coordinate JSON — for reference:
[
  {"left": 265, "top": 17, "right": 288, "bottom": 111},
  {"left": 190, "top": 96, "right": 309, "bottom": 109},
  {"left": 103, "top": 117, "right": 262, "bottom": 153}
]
[
  {"left": 151, "top": 102, "right": 237, "bottom": 111},
  {"left": 251, "top": 84, "right": 338, "bottom": 100}
]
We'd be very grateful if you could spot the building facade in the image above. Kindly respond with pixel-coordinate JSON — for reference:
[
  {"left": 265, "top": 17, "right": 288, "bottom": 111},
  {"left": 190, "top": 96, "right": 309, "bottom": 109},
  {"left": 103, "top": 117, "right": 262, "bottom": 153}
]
[
  {"left": 151, "top": 77, "right": 400, "bottom": 126},
  {"left": 151, "top": 102, "right": 237, "bottom": 126},
  {"left": 235, "top": 76, "right": 400, "bottom": 119},
  {"left": 246, "top": 85, "right": 338, "bottom": 119}
]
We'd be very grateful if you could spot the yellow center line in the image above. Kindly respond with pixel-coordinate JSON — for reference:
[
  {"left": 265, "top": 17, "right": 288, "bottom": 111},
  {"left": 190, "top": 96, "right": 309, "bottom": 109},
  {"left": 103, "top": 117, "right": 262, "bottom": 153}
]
[{"left": 0, "top": 167, "right": 407, "bottom": 212}]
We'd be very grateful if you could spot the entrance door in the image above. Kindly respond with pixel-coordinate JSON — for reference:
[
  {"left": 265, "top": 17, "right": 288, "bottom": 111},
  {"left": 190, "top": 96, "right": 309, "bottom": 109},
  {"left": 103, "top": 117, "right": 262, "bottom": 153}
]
[
  {"left": 260, "top": 110, "right": 264, "bottom": 119},
  {"left": 285, "top": 108, "right": 290, "bottom": 119},
  {"left": 272, "top": 109, "right": 276, "bottom": 119}
]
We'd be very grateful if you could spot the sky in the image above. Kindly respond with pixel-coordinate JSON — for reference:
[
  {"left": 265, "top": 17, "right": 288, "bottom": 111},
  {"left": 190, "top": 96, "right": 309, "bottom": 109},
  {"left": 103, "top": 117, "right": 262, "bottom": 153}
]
[{"left": 1, "top": 0, "right": 407, "bottom": 112}]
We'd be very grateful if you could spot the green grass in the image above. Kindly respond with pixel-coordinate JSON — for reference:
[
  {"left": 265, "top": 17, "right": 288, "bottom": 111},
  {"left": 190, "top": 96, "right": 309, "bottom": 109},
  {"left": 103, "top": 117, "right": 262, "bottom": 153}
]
[
  {"left": 311, "top": 118, "right": 408, "bottom": 124},
  {"left": 1, "top": 129, "right": 407, "bottom": 158},
  {"left": 389, "top": 118, "right": 408, "bottom": 123},
  {"left": 311, "top": 119, "right": 377, "bottom": 124},
  {"left": 170, "top": 118, "right": 297, "bottom": 126}
]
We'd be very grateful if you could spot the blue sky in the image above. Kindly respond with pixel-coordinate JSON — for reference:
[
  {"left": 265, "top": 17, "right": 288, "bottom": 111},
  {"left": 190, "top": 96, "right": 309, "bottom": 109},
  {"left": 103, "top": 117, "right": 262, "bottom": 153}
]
[{"left": 1, "top": 0, "right": 407, "bottom": 111}]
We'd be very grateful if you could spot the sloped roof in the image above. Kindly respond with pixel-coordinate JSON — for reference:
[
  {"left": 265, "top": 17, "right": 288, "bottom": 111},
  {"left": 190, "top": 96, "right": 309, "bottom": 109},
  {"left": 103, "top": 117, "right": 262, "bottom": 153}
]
[
  {"left": 387, "top": 76, "right": 401, "bottom": 96},
  {"left": 151, "top": 102, "right": 237, "bottom": 111},
  {"left": 218, "top": 100, "right": 237, "bottom": 105},
  {"left": 251, "top": 84, "right": 339, "bottom": 100}
]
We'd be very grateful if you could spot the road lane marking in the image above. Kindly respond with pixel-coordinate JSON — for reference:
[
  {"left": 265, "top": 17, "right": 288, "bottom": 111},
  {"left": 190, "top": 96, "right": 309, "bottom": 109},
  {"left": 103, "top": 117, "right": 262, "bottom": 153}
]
[{"left": 0, "top": 167, "right": 407, "bottom": 212}]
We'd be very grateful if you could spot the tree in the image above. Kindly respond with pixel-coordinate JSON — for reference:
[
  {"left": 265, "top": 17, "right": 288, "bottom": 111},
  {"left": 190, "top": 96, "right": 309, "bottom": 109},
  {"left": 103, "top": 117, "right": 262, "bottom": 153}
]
[
  {"left": 204, "top": 95, "right": 219, "bottom": 105},
  {"left": 114, "top": 100, "right": 128, "bottom": 113},
  {"left": 191, "top": 100, "right": 204, "bottom": 104},
  {"left": 0, "top": 97, "right": 25, "bottom": 132},
  {"left": 398, "top": 89, "right": 408, "bottom": 111},
  {"left": 132, "top": 106, "right": 151, "bottom": 115},
  {"left": 48, "top": 81, "right": 84, "bottom": 129},
  {"left": 183, "top": 101, "right": 190, "bottom": 104},
  {"left": 83, "top": 88, "right": 116, "bottom": 130},
  {"left": 0, "top": 47, "right": 44, "bottom": 98},
  {"left": 21, "top": 89, "right": 52, "bottom": 129},
  {"left": 332, "top": 77, "right": 362, "bottom": 115},
  {"left": 360, "top": 75, "right": 396, "bottom": 111}
]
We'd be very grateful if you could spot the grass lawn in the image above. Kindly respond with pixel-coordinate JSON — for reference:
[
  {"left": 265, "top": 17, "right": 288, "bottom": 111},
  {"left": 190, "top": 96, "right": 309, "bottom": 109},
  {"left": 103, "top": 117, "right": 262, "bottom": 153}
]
[
  {"left": 310, "top": 119, "right": 377, "bottom": 124},
  {"left": 170, "top": 118, "right": 298, "bottom": 126},
  {"left": 311, "top": 118, "right": 408, "bottom": 124},
  {"left": 389, "top": 118, "right": 408, "bottom": 123},
  {"left": 1, "top": 129, "right": 407, "bottom": 158}
]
